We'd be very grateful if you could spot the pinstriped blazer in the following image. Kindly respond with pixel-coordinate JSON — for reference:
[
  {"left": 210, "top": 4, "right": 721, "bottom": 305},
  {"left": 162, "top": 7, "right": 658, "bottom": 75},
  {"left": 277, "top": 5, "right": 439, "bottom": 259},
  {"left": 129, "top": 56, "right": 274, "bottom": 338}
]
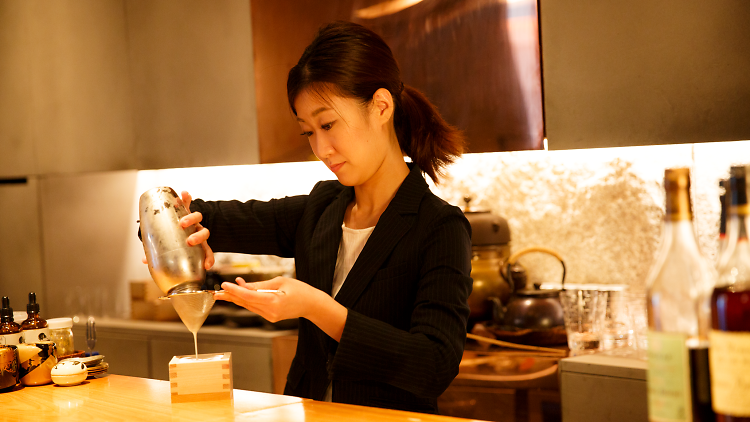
[{"left": 191, "top": 164, "right": 472, "bottom": 414}]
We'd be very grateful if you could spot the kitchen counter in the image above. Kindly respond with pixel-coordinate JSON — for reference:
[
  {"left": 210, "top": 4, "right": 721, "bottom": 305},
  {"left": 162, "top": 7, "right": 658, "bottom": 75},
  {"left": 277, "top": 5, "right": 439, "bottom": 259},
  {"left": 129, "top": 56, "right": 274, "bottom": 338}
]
[
  {"left": 70, "top": 318, "right": 297, "bottom": 393},
  {"left": 0, "top": 374, "right": 487, "bottom": 422}
]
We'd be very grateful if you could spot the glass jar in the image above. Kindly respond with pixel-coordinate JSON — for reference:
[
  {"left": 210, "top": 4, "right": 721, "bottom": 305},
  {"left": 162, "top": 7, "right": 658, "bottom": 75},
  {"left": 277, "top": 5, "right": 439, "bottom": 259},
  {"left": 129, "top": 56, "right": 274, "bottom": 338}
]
[{"left": 47, "top": 317, "right": 74, "bottom": 357}]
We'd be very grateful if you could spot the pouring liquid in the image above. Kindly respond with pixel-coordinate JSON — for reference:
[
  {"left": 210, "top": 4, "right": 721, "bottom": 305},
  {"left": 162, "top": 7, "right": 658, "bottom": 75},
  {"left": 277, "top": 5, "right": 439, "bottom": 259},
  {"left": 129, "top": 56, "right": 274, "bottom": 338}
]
[{"left": 167, "top": 291, "right": 216, "bottom": 359}]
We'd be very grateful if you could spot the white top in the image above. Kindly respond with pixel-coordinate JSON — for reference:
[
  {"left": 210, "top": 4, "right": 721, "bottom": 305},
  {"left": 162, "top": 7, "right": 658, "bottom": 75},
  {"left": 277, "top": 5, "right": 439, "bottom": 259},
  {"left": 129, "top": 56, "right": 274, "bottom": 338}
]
[
  {"left": 331, "top": 223, "right": 375, "bottom": 298},
  {"left": 325, "top": 222, "right": 375, "bottom": 402}
]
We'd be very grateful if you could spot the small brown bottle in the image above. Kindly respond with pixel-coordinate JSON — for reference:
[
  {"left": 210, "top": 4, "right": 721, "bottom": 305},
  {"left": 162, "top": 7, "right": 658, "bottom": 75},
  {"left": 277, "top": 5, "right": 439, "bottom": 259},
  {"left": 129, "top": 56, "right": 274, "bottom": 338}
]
[
  {"left": 21, "top": 292, "right": 49, "bottom": 343},
  {"left": 0, "top": 296, "right": 22, "bottom": 345}
]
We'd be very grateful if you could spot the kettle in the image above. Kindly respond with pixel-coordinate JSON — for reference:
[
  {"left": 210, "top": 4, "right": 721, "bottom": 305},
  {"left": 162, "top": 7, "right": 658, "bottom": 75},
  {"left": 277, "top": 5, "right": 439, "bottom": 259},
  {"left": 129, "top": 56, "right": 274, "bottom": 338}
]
[
  {"left": 139, "top": 187, "right": 206, "bottom": 295},
  {"left": 496, "top": 246, "right": 566, "bottom": 330},
  {"left": 462, "top": 197, "right": 512, "bottom": 324}
]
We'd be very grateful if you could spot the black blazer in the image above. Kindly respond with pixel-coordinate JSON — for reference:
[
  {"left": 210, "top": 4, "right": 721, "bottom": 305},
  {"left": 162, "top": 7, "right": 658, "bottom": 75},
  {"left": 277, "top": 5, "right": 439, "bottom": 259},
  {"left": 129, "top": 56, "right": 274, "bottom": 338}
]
[{"left": 191, "top": 164, "right": 473, "bottom": 414}]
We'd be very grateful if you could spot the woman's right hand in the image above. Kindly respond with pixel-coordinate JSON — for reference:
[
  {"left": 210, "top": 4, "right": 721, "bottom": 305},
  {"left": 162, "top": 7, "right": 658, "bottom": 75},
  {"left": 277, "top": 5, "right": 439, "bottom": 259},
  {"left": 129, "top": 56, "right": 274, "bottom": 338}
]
[{"left": 179, "top": 191, "right": 215, "bottom": 270}]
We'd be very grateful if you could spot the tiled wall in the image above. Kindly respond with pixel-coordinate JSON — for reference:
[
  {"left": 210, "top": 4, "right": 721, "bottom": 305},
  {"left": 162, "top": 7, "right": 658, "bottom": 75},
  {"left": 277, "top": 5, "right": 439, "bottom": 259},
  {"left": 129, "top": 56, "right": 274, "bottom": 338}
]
[
  {"left": 33, "top": 140, "right": 750, "bottom": 318},
  {"left": 433, "top": 141, "right": 750, "bottom": 291}
]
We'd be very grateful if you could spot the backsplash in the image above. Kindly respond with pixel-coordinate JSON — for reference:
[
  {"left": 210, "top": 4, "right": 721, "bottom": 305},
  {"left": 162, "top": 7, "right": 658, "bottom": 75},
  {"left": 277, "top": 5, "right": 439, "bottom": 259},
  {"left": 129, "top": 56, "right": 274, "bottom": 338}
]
[{"left": 433, "top": 141, "right": 748, "bottom": 291}]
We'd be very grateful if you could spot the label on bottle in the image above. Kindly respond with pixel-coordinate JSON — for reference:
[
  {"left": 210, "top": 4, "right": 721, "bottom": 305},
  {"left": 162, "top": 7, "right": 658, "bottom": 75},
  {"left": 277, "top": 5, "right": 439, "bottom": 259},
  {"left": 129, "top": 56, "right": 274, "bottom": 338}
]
[
  {"left": 0, "top": 332, "right": 23, "bottom": 345},
  {"left": 709, "top": 330, "right": 750, "bottom": 416},
  {"left": 647, "top": 330, "right": 692, "bottom": 422},
  {"left": 22, "top": 328, "right": 50, "bottom": 344}
]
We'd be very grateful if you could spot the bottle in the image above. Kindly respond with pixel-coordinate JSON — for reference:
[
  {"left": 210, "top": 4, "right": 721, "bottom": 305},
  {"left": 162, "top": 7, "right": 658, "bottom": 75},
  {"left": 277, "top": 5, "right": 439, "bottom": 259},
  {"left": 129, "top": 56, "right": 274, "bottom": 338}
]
[
  {"left": 0, "top": 297, "right": 22, "bottom": 345},
  {"left": 717, "top": 178, "right": 730, "bottom": 261},
  {"left": 710, "top": 165, "right": 750, "bottom": 421},
  {"left": 20, "top": 292, "right": 49, "bottom": 344},
  {"left": 646, "top": 168, "right": 716, "bottom": 422}
]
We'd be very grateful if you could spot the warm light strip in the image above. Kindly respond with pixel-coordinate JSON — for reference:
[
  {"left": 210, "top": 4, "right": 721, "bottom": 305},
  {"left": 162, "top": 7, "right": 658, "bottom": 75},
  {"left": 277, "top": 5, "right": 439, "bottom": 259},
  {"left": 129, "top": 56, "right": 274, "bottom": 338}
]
[{"left": 354, "top": 0, "right": 424, "bottom": 19}]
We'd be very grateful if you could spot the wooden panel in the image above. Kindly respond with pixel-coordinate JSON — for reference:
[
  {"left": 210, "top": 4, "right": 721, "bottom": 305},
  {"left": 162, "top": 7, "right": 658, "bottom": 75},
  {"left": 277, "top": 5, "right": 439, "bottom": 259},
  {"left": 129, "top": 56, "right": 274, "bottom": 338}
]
[
  {"left": 250, "top": 0, "right": 354, "bottom": 163},
  {"left": 528, "top": 389, "right": 562, "bottom": 422},
  {"left": 126, "top": 0, "right": 259, "bottom": 170},
  {"left": 271, "top": 334, "right": 298, "bottom": 394},
  {"left": 438, "top": 385, "right": 516, "bottom": 422},
  {"left": 28, "top": 0, "right": 136, "bottom": 174},
  {"left": 359, "top": 0, "right": 544, "bottom": 152},
  {"left": 541, "top": 0, "right": 750, "bottom": 149},
  {"left": 169, "top": 353, "right": 233, "bottom": 402}
]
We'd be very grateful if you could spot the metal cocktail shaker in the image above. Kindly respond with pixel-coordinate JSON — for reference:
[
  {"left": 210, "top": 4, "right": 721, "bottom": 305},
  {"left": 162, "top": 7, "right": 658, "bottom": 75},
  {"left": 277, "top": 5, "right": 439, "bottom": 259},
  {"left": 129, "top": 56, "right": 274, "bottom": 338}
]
[{"left": 139, "top": 187, "right": 205, "bottom": 295}]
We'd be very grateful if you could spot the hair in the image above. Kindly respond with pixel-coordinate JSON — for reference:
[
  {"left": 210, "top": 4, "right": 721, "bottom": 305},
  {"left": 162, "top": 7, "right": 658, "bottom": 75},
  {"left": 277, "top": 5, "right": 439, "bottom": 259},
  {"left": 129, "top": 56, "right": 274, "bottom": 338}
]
[{"left": 287, "top": 21, "right": 465, "bottom": 184}]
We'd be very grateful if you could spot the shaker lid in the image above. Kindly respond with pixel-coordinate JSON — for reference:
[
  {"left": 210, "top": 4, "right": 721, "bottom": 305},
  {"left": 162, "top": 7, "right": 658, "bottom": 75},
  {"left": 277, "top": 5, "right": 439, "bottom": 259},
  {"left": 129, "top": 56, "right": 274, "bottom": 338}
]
[
  {"left": 47, "top": 317, "right": 74, "bottom": 330},
  {"left": 462, "top": 196, "right": 511, "bottom": 246}
]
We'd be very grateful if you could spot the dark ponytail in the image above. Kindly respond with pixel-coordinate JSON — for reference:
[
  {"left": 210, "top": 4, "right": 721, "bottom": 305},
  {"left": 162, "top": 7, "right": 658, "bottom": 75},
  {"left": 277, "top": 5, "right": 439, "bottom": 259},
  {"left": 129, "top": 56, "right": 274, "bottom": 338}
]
[{"left": 287, "top": 21, "right": 465, "bottom": 184}]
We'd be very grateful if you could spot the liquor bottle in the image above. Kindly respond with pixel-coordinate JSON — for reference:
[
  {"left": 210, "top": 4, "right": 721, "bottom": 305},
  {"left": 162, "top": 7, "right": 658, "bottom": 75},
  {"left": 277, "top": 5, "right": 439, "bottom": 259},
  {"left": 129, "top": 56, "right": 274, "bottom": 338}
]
[
  {"left": 20, "top": 292, "right": 49, "bottom": 343},
  {"left": 646, "top": 168, "right": 716, "bottom": 422},
  {"left": 717, "top": 178, "right": 730, "bottom": 261},
  {"left": 711, "top": 165, "right": 750, "bottom": 421}
]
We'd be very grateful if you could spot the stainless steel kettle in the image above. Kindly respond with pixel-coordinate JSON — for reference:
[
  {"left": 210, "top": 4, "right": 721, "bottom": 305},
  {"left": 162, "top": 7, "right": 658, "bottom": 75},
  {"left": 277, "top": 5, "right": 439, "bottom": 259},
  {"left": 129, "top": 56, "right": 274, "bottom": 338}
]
[
  {"left": 139, "top": 187, "right": 205, "bottom": 295},
  {"left": 497, "top": 246, "right": 566, "bottom": 330}
]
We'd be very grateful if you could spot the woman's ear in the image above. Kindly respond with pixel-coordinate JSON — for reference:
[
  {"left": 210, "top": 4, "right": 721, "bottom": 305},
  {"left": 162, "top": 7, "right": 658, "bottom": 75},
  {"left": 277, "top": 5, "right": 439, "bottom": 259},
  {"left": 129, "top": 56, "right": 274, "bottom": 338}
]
[{"left": 371, "top": 88, "right": 394, "bottom": 123}]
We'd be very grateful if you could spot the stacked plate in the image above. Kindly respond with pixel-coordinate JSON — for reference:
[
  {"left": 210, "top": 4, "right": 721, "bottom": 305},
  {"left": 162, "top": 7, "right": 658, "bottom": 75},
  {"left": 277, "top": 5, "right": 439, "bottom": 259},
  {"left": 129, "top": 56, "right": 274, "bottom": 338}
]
[{"left": 61, "top": 355, "right": 109, "bottom": 377}]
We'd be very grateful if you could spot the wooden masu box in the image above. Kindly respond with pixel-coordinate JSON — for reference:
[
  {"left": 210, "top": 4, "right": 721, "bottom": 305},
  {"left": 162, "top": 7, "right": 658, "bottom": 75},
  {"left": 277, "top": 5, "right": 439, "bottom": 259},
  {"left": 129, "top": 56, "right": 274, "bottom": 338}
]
[{"left": 169, "top": 352, "right": 233, "bottom": 402}]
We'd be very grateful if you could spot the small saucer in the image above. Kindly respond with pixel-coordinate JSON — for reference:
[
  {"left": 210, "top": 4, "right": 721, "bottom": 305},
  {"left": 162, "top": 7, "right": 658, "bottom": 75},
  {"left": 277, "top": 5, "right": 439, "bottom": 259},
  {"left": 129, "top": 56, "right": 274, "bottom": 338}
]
[{"left": 63, "top": 355, "right": 105, "bottom": 368}]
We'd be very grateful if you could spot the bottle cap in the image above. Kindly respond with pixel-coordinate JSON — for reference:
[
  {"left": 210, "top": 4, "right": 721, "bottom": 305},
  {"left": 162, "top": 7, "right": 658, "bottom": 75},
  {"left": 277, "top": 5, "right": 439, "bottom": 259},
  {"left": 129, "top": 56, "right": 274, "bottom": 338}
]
[
  {"left": 664, "top": 168, "right": 692, "bottom": 221},
  {"left": 1, "top": 297, "right": 12, "bottom": 322},
  {"left": 47, "top": 317, "right": 74, "bottom": 330},
  {"left": 27, "top": 292, "right": 40, "bottom": 314}
]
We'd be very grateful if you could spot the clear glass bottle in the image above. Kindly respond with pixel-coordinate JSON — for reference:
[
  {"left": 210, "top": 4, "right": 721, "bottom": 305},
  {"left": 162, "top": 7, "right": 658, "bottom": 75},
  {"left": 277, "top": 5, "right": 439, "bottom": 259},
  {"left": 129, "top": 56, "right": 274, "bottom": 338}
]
[
  {"left": 646, "top": 168, "right": 716, "bottom": 422},
  {"left": 710, "top": 165, "right": 750, "bottom": 421}
]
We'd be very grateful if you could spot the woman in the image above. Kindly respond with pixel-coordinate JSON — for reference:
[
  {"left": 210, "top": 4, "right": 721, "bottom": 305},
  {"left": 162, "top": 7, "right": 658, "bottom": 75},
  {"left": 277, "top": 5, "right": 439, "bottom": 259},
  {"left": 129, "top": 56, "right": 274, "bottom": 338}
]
[{"left": 180, "top": 21, "right": 472, "bottom": 414}]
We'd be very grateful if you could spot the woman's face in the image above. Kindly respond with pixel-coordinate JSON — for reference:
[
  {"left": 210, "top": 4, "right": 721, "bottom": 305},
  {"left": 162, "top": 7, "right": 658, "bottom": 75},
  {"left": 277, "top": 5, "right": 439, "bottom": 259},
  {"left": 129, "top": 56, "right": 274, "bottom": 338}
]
[{"left": 294, "top": 89, "right": 393, "bottom": 187}]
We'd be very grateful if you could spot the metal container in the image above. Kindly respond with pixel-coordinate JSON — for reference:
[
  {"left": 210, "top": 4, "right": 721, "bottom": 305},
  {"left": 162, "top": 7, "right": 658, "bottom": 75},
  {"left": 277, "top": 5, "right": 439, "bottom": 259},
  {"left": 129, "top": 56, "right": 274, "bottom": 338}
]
[
  {"left": 139, "top": 187, "right": 205, "bottom": 295},
  {"left": 0, "top": 345, "right": 19, "bottom": 390}
]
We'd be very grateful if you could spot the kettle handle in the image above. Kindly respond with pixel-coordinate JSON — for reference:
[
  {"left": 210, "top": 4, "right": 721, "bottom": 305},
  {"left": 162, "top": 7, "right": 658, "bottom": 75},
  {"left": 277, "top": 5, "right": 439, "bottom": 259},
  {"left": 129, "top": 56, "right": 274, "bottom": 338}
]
[{"left": 504, "top": 246, "right": 566, "bottom": 292}]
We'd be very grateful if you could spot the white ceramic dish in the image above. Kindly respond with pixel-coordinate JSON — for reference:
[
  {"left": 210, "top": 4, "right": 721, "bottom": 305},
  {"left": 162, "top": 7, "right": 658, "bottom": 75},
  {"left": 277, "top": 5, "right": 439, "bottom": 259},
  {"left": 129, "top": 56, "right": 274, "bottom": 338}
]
[{"left": 51, "top": 360, "right": 88, "bottom": 386}]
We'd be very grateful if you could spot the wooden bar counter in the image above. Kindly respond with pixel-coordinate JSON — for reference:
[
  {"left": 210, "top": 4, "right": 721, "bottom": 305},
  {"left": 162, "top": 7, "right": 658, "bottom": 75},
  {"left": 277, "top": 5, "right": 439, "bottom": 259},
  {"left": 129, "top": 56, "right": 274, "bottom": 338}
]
[{"left": 0, "top": 375, "right": 487, "bottom": 421}]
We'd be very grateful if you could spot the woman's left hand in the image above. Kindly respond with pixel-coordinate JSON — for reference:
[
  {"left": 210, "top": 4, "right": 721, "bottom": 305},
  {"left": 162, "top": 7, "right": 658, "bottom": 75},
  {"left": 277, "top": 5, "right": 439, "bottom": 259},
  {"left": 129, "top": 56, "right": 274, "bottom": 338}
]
[
  {"left": 215, "top": 276, "right": 321, "bottom": 323},
  {"left": 215, "top": 277, "right": 347, "bottom": 341}
]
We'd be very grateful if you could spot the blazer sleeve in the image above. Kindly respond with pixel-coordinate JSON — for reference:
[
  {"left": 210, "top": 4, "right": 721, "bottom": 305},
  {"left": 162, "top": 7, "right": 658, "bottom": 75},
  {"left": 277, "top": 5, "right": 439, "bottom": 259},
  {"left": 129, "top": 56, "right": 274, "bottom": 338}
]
[
  {"left": 190, "top": 194, "right": 308, "bottom": 257},
  {"left": 329, "top": 205, "right": 473, "bottom": 398}
]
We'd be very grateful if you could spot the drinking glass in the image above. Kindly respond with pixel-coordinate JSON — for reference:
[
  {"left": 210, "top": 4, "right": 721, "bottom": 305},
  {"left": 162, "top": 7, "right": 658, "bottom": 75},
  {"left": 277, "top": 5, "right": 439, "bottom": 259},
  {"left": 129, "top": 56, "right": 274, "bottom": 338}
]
[
  {"left": 624, "top": 290, "right": 648, "bottom": 360},
  {"left": 601, "top": 290, "right": 635, "bottom": 355},
  {"left": 560, "top": 289, "right": 609, "bottom": 356}
]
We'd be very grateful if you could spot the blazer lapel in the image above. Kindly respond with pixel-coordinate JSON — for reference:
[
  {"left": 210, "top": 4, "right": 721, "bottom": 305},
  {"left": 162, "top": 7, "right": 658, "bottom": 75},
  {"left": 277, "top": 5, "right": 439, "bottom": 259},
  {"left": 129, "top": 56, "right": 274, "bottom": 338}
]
[
  {"left": 308, "top": 186, "right": 353, "bottom": 295},
  {"left": 333, "top": 165, "right": 428, "bottom": 308}
]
